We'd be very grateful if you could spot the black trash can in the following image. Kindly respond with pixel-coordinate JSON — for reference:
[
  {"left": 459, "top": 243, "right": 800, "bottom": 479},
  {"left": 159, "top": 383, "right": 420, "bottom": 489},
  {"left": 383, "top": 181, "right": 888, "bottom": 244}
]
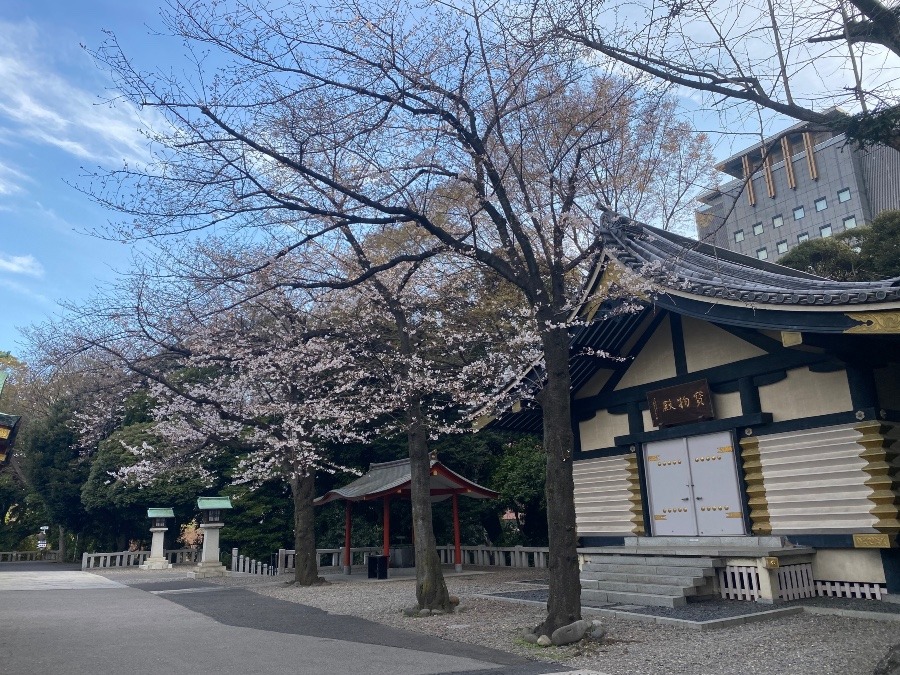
[{"left": 367, "top": 554, "right": 389, "bottom": 579}]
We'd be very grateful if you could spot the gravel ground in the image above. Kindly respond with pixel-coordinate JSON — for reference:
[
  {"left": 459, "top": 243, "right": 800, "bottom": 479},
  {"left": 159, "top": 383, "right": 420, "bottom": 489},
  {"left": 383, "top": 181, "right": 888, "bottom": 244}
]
[
  {"left": 90, "top": 567, "right": 899, "bottom": 675},
  {"left": 247, "top": 569, "right": 897, "bottom": 675}
]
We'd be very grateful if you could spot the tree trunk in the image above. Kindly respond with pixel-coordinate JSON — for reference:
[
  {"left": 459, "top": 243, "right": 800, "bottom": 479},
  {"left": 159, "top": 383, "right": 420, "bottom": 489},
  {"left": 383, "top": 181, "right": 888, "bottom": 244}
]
[
  {"left": 58, "top": 526, "right": 66, "bottom": 562},
  {"left": 535, "top": 325, "right": 581, "bottom": 635},
  {"left": 408, "top": 398, "right": 451, "bottom": 611},
  {"left": 290, "top": 472, "right": 320, "bottom": 585}
]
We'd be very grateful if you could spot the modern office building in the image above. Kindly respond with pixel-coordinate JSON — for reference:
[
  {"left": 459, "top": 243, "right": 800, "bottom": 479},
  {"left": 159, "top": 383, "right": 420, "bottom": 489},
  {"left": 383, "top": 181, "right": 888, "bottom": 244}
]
[{"left": 696, "top": 118, "right": 900, "bottom": 261}]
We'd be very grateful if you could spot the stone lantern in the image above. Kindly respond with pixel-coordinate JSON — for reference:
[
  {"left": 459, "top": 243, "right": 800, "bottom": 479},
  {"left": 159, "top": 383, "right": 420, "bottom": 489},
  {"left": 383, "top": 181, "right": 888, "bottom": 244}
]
[
  {"left": 140, "top": 508, "right": 174, "bottom": 570},
  {"left": 189, "top": 496, "right": 232, "bottom": 578}
]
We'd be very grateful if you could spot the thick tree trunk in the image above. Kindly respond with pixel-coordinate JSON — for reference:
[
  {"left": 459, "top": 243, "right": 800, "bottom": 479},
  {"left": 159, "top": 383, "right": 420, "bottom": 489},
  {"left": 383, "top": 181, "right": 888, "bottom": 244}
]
[
  {"left": 535, "top": 325, "right": 581, "bottom": 636},
  {"left": 290, "top": 472, "right": 320, "bottom": 585},
  {"left": 408, "top": 398, "right": 451, "bottom": 611}
]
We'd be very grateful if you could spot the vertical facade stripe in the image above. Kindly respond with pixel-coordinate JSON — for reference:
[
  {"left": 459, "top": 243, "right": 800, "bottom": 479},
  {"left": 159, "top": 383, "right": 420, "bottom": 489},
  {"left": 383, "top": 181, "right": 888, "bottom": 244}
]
[
  {"left": 739, "top": 435, "right": 771, "bottom": 534},
  {"left": 782, "top": 136, "right": 796, "bottom": 189},
  {"left": 855, "top": 422, "right": 900, "bottom": 535}
]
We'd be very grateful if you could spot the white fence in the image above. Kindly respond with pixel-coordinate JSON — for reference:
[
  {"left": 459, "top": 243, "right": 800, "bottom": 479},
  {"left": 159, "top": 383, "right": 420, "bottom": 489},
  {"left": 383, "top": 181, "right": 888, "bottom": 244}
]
[
  {"left": 276, "top": 546, "right": 383, "bottom": 574},
  {"left": 0, "top": 550, "right": 59, "bottom": 562},
  {"left": 273, "top": 544, "right": 550, "bottom": 575},
  {"left": 81, "top": 548, "right": 201, "bottom": 570},
  {"left": 437, "top": 545, "right": 549, "bottom": 568},
  {"left": 719, "top": 563, "right": 874, "bottom": 601},
  {"left": 231, "top": 548, "right": 277, "bottom": 576}
]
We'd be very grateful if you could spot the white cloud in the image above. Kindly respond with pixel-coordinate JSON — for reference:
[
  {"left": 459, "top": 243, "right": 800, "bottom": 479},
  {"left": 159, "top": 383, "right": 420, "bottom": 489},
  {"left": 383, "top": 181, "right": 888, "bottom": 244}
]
[
  {"left": 0, "top": 252, "right": 44, "bottom": 277},
  {"left": 0, "top": 277, "right": 50, "bottom": 304},
  {"left": 0, "top": 19, "right": 157, "bottom": 167},
  {"left": 0, "top": 160, "right": 28, "bottom": 195}
]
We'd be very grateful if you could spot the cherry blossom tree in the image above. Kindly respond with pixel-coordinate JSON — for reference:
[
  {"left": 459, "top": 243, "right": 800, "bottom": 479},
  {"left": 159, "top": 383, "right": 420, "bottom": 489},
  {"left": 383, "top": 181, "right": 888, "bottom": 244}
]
[{"left": 83, "top": 0, "right": 709, "bottom": 631}]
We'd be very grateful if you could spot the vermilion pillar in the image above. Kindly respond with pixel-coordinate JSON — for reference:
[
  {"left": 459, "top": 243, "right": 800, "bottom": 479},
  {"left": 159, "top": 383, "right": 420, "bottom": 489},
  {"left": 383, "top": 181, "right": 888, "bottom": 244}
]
[
  {"left": 343, "top": 501, "right": 352, "bottom": 575},
  {"left": 382, "top": 495, "right": 391, "bottom": 557},
  {"left": 452, "top": 492, "right": 462, "bottom": 572}
]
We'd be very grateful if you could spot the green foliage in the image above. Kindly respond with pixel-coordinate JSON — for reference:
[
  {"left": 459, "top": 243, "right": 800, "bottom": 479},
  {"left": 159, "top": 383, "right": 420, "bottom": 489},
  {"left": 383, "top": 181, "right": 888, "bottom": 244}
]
[
  {"left": 0, "top": 473, "right": 48, "bottom": 550},
  {"left": 22, "top": 403, "right": 90, "bottom": 536},
  {"left": 777, "top": 237, "right": 863, "bottom": 281},
  {"left": 845, "top": 210, "right": 900, "bottom": 279},
  {"left": 220, "top": 480, "right": 294, "bottom": 560},
  {"left": 778, "top": 211, "right": 900, "bottom": 282},
  {"left": 80, "top": 422, "right": 207, "bottom": 549}
]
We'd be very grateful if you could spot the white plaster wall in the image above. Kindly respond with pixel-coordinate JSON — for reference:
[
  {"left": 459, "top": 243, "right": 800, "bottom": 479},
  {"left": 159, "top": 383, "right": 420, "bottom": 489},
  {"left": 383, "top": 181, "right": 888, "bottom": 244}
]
[
  {"left": 811, "top": 549, "right": 886, "bottom": 584},
  {"left": 574, "top": 369, "right": 613, "bottom": 400},
  {"left": 574, "top": 456, "right": 636, "bottom": 535},
  {"left": 615, "top": 317, "right": 676, "bottom": 390},
  {"left": 713, "top": 391, "right": 742, "bottom": 419},
  {"left": 758, "top": 367, "right": 852, "bottom": 422},
  {"left": 756, "top": 423, "right": 878, "bottom": 534},
  {"left": 578, "top": 409, "right": 630, "bottom": 451},
  {"left": 641, "top": 409, "right": 658, "bottom": 433},
  {"left": 682, "top": 317, "right": 766, "bottom": 372}
]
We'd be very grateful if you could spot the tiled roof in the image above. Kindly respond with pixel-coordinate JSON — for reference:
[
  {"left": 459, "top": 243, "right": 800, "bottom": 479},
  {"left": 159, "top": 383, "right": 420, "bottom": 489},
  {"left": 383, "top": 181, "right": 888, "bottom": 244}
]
[
  {"left": 314, "top": 458, "right": 497, "bottom": 505},
  {"left": 601, "top": 220, "right": 900, "bottom": 307}
]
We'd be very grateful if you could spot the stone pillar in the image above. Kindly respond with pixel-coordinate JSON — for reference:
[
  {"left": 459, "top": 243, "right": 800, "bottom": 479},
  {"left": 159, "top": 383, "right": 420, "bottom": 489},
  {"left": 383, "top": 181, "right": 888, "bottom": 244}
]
[
  {"left": 188, "top": 523, "right": 227, "bottom": 578},
  {"left": 140, "top": 527, "right": 172, "bottom": 570},
  {"left": 755, "top": 557, "right": 782, "bottom": 604}
]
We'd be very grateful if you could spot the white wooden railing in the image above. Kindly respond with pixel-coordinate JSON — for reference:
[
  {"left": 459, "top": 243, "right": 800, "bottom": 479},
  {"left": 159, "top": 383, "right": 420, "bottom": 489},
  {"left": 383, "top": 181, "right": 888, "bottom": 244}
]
[
  {"left": 81, "top": 548, "right": 201, "bottom": 570},
  {"left": 274, "top": 544, "right": 550, "bottom": 575},
  {"left": 0, "top": 550, "right": 59, "bottom": 562},
  {"left": 436, "top": 544, "right": 550, "bottom": 568},
  {"left": 277, "top": 546, "right": 383, "bottom": 574}
]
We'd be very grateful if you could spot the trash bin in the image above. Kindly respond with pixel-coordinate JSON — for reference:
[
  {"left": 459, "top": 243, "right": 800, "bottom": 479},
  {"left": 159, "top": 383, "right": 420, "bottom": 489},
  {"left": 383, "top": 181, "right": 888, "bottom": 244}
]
[{"left": 367, "top": 554, "right": 389, "bottom": 579}]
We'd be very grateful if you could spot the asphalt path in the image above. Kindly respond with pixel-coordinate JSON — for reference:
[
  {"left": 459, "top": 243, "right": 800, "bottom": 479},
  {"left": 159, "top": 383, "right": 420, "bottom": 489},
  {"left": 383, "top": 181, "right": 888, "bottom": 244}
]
[{"left": 0, "top": 562, "right": 584, "bottom": 675}]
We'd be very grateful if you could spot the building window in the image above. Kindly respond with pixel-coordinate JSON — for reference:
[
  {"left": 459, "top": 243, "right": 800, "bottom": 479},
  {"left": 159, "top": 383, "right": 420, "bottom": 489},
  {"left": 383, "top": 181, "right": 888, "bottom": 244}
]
[
  {"left": 843, "top": 215, "right": 857, "bottom": 230},
  {"left": 798, "top": 232, "right": 809, "bottom": 244},
  {"left": 734, "top": 229, "right": 745, "bottom": 243},
  {"left": 753, "top": 222, "right": 764, "bottom": 235},
  {"left": 756, "top": 247, "right": 768, "bottom": 260},
  {"left": 837, "top": 188, "right": 851, "bottom": 203},
  {"left": 815, "top": 197, "right": 827, "bottom": 212},
  {"left": 793, "top": 206, "right": 805, "bottom": 220},
  {"left": 820, "top": 224, "right": 832, "bottom": 238},
  {"left": 772, "top": 214, "right": 784, "bottom": 228},
  {"left": 776, "top": 240, "right": 788, "bottom": 254}
]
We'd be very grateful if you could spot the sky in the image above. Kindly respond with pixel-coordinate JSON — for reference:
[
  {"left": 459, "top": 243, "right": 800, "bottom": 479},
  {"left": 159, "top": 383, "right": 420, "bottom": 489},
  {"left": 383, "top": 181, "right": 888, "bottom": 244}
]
[
  {"left": 0, "top": 1, "right": 892, "bottom": 357},
  {"left": 0, "top": 1, "right": 171, "bottom": 355}
]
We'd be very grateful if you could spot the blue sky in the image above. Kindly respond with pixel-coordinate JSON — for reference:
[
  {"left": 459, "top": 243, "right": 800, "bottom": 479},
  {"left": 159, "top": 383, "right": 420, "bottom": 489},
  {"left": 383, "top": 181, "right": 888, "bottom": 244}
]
[
  {"left": 0, "top": 1, "right": 170, "bottom": 355},
  {"left": 2, "top": 1, "right": 878, "bottom": 357}
]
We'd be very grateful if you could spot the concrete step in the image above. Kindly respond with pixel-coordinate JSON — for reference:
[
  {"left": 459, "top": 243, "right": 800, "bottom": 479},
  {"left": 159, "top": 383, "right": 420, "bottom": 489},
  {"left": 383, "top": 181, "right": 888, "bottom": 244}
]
[
  {"left": 581, "top": 579, "right": 701, "bottom": 596},
  {"left": 580, "top": 571, "right": 708, "bottom": 587},
  {"left": 622, "top": 535, "right": 789, "bottom": 548},
  {"left": 582, "top": 588, "right": 687, "bottom": 608},
  {"left": 582, "top": 556, "right": 720, "bottom": 569}
]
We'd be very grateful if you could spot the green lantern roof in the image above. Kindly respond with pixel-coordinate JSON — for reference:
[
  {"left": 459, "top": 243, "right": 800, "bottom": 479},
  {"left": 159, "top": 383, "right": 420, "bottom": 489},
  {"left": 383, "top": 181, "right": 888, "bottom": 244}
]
[
  {"left": 197, "top": 496, "right": 233, "bottom": 510},
  {"left": 147, "top": 508, "right": 175, "bottom": 519}
]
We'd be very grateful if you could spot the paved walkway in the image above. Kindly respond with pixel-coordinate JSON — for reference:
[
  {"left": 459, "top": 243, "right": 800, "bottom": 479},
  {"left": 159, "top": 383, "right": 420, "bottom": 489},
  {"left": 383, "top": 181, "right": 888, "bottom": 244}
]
[{"left": 0, "top": 562, "right": 601, "bottom": 675}]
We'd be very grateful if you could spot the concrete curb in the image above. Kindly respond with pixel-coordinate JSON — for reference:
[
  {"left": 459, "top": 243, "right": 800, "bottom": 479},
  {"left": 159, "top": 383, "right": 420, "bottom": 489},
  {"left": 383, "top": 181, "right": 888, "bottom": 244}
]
[{"left": 477, "top": 592, "right": 900, "bottom": 630}]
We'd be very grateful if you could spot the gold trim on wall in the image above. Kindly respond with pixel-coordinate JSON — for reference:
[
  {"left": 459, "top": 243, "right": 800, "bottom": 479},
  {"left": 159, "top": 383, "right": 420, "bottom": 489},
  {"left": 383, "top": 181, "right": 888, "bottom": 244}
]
[
  {"left": 625, "top": 454, "right": 645, "bottom": 535},
  {"left": 742, "top": 155, "right": 756, "bottom": 206},
  {"left": 844, "top": 311, "right": 900, "bottom": 335},
  {"left": 740, "top": 436, "right": 772, "bottom": 535},
  {"left": 855, "top": 422, "right": 900, "bottom": 534},
  {"left": 852, "top": 533, "right": 892, "bottom": 548}
]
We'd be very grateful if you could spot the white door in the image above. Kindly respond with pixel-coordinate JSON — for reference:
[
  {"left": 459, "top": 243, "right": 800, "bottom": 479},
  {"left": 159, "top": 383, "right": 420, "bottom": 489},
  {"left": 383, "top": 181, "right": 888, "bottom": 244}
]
[
  {"left": 645, "top": 431, "right": 746, "bottom": 536},
  {"left": 644, "top": 438, "right": 697, "bottom": 536}
]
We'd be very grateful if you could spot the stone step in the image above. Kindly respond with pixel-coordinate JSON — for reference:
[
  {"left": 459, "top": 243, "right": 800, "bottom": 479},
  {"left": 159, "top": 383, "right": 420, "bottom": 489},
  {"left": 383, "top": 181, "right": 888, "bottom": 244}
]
[
  {"left": 622, "top": 535, "right": 789, "bottom": 548},
  {"left": 582, "top": 555, "right": 720, "bottom": 569},
  {"left": 581, "top": 580, "right": 701, "bottom": 596},
  {"left": 582, "top": 588, "right": 687, "bottom": 608},
  {"left": 580, "top": 571, "right": 709, "bottom": 587}
]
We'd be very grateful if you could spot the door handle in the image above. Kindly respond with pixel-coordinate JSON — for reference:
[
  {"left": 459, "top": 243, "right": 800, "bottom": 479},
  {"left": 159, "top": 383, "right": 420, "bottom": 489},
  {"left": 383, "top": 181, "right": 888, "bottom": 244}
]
[
  {"left": 695, "top": 497, "right": 703, "bottom": 500},
  {"left": 681, "top": 498, "right": 690, "bottom": 501}
]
